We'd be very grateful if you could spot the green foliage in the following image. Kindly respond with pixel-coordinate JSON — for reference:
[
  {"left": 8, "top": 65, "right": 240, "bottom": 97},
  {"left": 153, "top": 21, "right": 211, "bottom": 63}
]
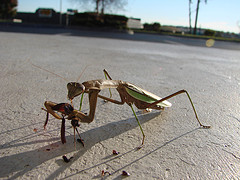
[
  {"left": 0, "top": 0, "right": 18, "bottom": 19},
  {"left": 143, "top": 22, "right": 161, "bottom": 31},
  {"left": 71, "top": 12, "right": 128, "bottom": 29},
  {"left": 204, "top": 29, "right": 216, "bottom": 36}
]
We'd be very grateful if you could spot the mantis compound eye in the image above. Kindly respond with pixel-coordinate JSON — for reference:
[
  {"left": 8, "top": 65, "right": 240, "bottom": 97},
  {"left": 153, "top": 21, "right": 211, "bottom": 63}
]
[{"left": 67, "top": 82, "right": 85, "bottom": 100}]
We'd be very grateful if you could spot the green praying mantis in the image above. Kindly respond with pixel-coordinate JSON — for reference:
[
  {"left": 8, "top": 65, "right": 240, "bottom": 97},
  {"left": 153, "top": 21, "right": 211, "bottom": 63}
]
[{"left": 33, "top": 63, "right": 211, "bottom": 148}]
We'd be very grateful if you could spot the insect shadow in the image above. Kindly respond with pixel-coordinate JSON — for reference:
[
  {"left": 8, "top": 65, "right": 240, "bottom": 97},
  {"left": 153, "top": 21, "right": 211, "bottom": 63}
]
[
  {"left": 61, "top": 126, "right": 201, "bottom": 180},
  {"left": 0, "top": 110, "right": 160, "bottom": 179}
]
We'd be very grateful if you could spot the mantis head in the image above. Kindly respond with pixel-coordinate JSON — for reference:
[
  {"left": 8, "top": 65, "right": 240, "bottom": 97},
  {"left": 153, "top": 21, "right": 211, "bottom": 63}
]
[{"left": 67, "top": 82, "right": 85, "bottom": 100}]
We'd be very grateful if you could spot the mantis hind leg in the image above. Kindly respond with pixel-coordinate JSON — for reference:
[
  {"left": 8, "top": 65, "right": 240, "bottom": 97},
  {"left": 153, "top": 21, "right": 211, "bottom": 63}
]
[{"left": 147, "top": 90, "right": 211, "bottom": 129}]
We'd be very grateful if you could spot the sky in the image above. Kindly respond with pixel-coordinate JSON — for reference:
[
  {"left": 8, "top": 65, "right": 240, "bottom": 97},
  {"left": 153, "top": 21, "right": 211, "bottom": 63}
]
[{"left": 17, "top": 0, "right": 240, "bottom": 33}]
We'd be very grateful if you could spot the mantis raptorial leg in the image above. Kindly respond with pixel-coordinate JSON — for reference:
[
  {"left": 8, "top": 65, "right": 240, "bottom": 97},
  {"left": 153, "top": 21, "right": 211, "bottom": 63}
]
[{"left": 79, "top": 69, "right": 112, "bottom": 110}]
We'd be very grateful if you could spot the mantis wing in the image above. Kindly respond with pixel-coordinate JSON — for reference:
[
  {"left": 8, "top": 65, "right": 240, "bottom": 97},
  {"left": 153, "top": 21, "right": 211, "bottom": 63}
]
[{"left": 125, "top": 83, "right": 172, "bottom": 108}]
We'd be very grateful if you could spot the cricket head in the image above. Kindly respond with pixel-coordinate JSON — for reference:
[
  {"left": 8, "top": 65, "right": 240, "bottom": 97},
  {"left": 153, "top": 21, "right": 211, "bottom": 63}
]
[
  {"left": 63, "top": 103, "right": 74, "bottom": 115},
  {"left": 67, "top": 82, "right": 85, "bottom": 100},
  {"left": 68, "top": 110, "right": 82, "bottom": 122}
]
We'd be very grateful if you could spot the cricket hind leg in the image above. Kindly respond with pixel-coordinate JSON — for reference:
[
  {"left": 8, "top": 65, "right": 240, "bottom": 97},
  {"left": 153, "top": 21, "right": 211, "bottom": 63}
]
[
  {"left": 147, "top": 89, "right": 211, "bottom": 129},
  {"left": 61, "top": 116, "right": 66, "bottom": 144},
  {"left": 42, "top": 101, "right": 63, "bottom": 129},
  {"left": 44, "top": 112, "right": 49, "bottom": 129},
  {"left": 71, "top": 120, "right": 84, "bottom": 147}
]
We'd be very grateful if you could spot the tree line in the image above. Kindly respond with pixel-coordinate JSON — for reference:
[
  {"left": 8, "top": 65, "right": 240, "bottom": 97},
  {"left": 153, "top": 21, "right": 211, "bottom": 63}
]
[{"left": 1, "top": 0, "right": 208, "bottom": 35}]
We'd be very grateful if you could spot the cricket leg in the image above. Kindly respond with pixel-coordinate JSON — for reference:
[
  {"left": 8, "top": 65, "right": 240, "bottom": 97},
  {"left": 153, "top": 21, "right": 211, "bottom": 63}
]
[
  {"left": 43, "top": 101, "right": 63, "bottom": 129},
  {"left": 71, "top": 120, "right": 84, "bottom": 147},
  {"left": 61, "top": 116, "right": 66, "bottom": 144},
  {"left": 44, "top": 101, "right": 63, "bottom": 120},
  {"left": 147, "top": 90, "right": 211, "bottom": 129},
  {"left": 44, "top": 111, "right": 49, "bottom": 129},
  {"left": 75, "top": 128, "right": 84, "bottom": 146}
]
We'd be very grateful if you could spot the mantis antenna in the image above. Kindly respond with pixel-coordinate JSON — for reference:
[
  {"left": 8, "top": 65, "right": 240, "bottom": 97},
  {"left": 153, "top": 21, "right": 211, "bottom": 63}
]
[
  {"left": 76, "top": 65, "right": 90, "bottom": 82},
  {"left": 31, "top": 61, "right": 90, "bottom": 83},
  {"left": 30, "top": 62, "right": 69, "bottom": 82}
]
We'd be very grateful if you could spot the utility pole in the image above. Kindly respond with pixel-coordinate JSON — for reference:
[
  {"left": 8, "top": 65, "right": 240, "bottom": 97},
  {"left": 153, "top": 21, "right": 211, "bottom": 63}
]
[
  {"left": 193, "top": 0, "right": 200, "bottom": 35},
  {"left": 59, "top": 0, "right": 62, "bottom": 25},
  {"left": 189, "top": 0, "right": 192, "bottom": 34}
]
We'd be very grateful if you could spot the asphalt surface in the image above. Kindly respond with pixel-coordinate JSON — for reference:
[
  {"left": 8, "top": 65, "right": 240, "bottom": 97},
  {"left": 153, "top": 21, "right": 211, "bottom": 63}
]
[
  {"left": 0, "top": 24, "right": 240, "bottom": 179},
  {"left": 0, "top": 23, "right": 240, "bottom": 51}
]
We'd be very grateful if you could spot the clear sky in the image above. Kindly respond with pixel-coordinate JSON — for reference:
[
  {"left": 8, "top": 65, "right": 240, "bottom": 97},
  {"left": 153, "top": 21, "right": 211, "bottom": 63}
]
[{"left": 17, "top": 0, "right": 240, "bottom": 33}]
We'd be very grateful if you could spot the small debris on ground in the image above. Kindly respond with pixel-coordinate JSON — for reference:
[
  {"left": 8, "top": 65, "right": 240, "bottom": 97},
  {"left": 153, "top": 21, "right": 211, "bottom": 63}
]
[
  {"left": 122, "top": 171, "right": 130, "bottom": 176},
  {"left": 101, "top": 170, "right": 111, "bottom": 176},
  {"left": 112, "top": 150, "right": 120, "bottom": 155}
]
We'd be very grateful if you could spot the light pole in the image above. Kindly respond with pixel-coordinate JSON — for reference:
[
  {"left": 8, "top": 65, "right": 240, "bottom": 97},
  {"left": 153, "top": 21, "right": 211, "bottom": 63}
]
[{"left": 189, "top": 0, "right": 192, "bottom": 34}]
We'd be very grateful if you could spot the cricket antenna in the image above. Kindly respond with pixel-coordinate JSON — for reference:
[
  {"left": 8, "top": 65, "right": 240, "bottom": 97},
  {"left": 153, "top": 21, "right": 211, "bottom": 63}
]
[
  {"left": 30, "top": 62, "right": 69, "bottom": 82},
  {"left": 76, "top": 65, "right": 90, "bottom": 82}
]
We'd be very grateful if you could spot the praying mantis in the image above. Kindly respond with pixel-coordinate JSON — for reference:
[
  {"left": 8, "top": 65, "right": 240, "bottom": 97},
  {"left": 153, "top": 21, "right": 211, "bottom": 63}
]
[{"left": 33, "top": 63, "right": 210, "bottom": 148}]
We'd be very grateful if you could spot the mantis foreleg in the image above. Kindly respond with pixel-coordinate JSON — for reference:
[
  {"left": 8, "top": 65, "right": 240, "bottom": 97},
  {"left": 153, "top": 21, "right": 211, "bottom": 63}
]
[{"left": 72, "top": 90, "right": 100, "bottom": 123}]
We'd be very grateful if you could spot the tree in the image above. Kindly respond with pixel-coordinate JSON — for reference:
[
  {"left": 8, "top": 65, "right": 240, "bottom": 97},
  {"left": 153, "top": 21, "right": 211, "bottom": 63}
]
[
  {"left": 99, "top": 0, "right": 127, "bottom": 14},
  {"left": 0, "top": 0, "right": 18, "bottom": 19},
  {"left": 193, "top": 0, "right": 207, "bottom": 35},
  {"left": 144, "top": 22, "right": 161, "bottom": 31},
  {"left": 73, "top": 0, "right": 127, "bottom": 15}
]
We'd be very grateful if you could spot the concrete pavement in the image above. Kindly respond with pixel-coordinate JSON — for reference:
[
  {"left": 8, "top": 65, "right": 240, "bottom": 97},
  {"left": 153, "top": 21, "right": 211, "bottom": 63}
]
[{"left": 0, "top": 26, "right": 240, "bottom": 179}]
